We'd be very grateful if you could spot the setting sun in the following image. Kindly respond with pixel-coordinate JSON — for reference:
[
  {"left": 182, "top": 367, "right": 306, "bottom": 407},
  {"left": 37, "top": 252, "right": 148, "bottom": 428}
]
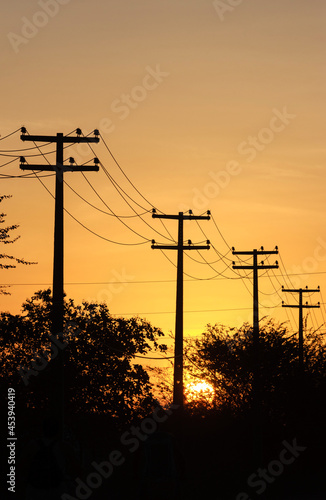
[{"left": 185, "top": 381, "right": 215, "bottom": 403}]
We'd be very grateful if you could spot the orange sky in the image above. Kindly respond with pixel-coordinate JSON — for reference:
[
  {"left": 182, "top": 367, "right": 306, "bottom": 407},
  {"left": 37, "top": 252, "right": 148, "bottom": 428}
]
[{"left": 1, "top": 0, "right": 326, "bottom": 364}]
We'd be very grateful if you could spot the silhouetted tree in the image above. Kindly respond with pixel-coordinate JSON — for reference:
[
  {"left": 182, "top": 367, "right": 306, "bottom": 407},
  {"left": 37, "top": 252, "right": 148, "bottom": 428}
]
[
  {"left": 0, "top": 290, "right": 167, "bottom": 424},
  {"left": 186, "top": 319, "right": 326, "bottom": 423},
  {"left": 0, "top": 195, "right": 36, "bottom": 294}
]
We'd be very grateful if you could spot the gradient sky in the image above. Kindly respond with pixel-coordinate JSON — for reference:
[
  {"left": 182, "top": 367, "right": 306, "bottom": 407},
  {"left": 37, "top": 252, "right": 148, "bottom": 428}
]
[{"left": 1, "top": 0, "right": 326, "bottom": 363}]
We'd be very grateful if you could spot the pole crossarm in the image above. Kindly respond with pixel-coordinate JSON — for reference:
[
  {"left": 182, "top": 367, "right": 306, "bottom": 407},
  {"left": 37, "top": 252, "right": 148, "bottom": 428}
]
[
  {"left": 232, "top": 247, "right": 279, "bottom": 271},
  {"left": 20, "top": 131, "right": 99, "bottom": 144},
  {"left": 233, "top": 265, "right": 278, "bottom": 270},
  {"left": 232, "top": 249, "right": 278, "bottom": 256},
  {"left": 20, "top": 130, "right": 100, "bottom": 176},
  {"left": 282, "top": 304, "right": 320, "bottom": 309},
  {"left": 152, "top": 213, "right": 210, "bottom": 221},
  {"left": 282, "top": 286, "right": 320, "bottom": 308},
  {"left": 20, "top": 164, "right": 99, "bottom": 172},
  {"left": 152, "top": 244, "right": 210, "bottom": 251}
]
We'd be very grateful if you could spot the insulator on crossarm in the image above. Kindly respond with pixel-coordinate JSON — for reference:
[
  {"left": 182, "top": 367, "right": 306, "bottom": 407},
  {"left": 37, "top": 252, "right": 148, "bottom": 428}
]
[
  {"left": 20, "top": 156, "right": 26, "bottom": 164},
  {"left": 94, "top": 129, "right": 99, "bottom": 137},
  {"left": 151, "top": 240, "right": 156, "bottom": 245},
  {"left": 152, "top": 208, "right": 156, "bottom": 214},
  {"left": 94, "top": 158, "right": 100, "bottom": 165},
  {"left": 69, "top": 157, "right": 74, "bottom": 164},
  {"left": 207, "top": 210, "right": 211, "bottom": 215},
  {"left": 188, "top": 240, "right": 192, "bottom": 245},
  {"left": 76, "top": 128, "right": 82, "bottom": 136},
  {"left": 21, "top": 126, "right": 27, "bottom": 134},
  {"left": 207, "top": 240, "right": 210, "bottom": 245}
]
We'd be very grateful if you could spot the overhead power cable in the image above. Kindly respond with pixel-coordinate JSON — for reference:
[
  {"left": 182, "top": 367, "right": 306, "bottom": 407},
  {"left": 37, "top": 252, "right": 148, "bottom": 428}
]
[
  {"left": 0, "top": 127, "right": 21, "bottom": 141},
  {"left": 99, "top": 132, "right": 161, "bottom": 212},
  {"left": 64, "top": 179, "right": 151, "bottom": 219},
  {"left": 0, "top": 142, "right": 52, "bottom": 153},
  {"left": 22, "top": 129, "right": 152, "bottom": 245},
  {"left": 97, "top": 335, "right": 176, "bottom": 360},
  {"left": 0, "top": 157, "right": 19, "bottom": 168},
  {"left": 24, "top": 158, "right": 149, "bottom": 246},
  {"left": 80, "top": 135, "right": 175, "bottom": 242},
  {"left": 210, "top": 213, "right": 232, "bottom": 250}
]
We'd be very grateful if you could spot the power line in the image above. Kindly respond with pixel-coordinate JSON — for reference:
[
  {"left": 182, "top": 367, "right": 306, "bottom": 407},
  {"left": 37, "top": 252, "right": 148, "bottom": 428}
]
[
  {"left": 265, "top": 267, "right": 297, "bottom": 330},
  {"left": 19, "top": 132, "right": 152, "bottom": 245},
  {"left": 0, "top": 157, "right": 19, "bottom": 168},
  {"left": 81, "top": 136, "right": 175, "bottom": 242},
  {"left": 0, "top": 172, "right": 55, "bottom": 179},
  {"left": 210, "top": 213, "right": 231, "bottom": 250},
  {"left": 0, "top": 142, "right": 53, "bottom": 153},
  {"left": 64, "top": 176, "right": 151, "bottom": 219},
  {"left": 194, "top": 219, "right": 253, "bottom": 283},
  {"left": 100, "top": 337, "right": 177, "bottom": 360},
  {"left": 110, "top": 306, "right": 276, "bottom": 316},
  {"left": 99, "top": 132, "right": 160, "bottom": 212},
  {"left": 25, "top": 158, "right": 150, "bottom": 246},
  {"left": 100, "top": 163, "right": 175, "bottom": 241},
  {"left": 82, "top": 135, "right": 149, "bottom": 213},
  {"left": 0, "top": 127, "right": 21, "bottom": 141},
  {"left": 78, "top": 168, "right": 153, "bottom": 242}
]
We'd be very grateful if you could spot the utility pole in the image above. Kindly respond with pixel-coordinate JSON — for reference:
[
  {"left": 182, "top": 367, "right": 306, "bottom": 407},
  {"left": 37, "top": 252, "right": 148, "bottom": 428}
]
[
  {"left": 232, "top": 246, "right": 279, "bottom": 465},
  {"left": 151, "top": 210, "right": 210, "bottom": 409},
  {"left": 282, "top": 286, "right": 320, "bottom": 372},
  {"left": 20, "top": 127, "right": 99, "bottom": 433},
  {"left": 232, "top": 247, "right": 279, "bottom": 348}
]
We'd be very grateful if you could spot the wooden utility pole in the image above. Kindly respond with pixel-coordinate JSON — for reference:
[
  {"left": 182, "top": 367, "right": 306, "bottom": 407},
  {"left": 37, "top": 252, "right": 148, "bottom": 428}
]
[
  {"left": 282, "top": 286, "right": 320, "bottom": 372},
  {"left": 20, "top": 127, "right": 99, "bottom": 432},
  {"left": 151, "top": 210, "right": 210, "bottom": 409},
  {"left": 232, "top": 246, "right": 279, "bottom": 465},
  {"left": 232, "top": 247, "right": 279, "bottom": 348}
]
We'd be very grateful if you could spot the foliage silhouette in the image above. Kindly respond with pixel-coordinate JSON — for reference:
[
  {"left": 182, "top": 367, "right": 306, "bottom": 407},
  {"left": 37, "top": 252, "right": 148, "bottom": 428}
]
[
  {"left": 185, "top": 319, "right": 326, "bottom": 425},
  {"left": 0, "top": 290, "right": 167, "bottom": 424},
  {"left": 0, "top": 195, "right": 36, "bottom": 294}
]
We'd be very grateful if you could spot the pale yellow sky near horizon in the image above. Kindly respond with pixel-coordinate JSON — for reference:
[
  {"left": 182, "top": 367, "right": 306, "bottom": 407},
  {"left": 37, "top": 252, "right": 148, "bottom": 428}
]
[{"left": 1, "top": 0, "right": 326, "bottom": 362}]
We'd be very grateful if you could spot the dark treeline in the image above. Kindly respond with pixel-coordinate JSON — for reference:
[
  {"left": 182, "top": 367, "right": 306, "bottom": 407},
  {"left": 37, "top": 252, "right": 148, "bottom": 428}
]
[{"left": 1, "top": 291, "right": 326, "bottom": 499}]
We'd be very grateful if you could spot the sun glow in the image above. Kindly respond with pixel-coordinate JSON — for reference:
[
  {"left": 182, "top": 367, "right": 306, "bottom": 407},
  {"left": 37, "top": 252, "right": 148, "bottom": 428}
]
[{"left": 185, "top": 381, "right": 215, "bottom": 403}]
